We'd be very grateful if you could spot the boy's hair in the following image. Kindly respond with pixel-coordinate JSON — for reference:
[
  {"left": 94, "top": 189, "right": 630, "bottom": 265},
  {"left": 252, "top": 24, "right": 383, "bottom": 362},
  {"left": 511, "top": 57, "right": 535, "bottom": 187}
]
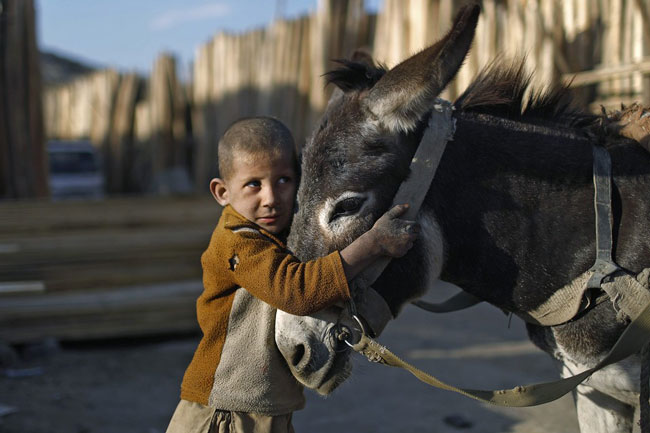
[{"left": 218, "top": 117, "right": 297, "bottom": 180}]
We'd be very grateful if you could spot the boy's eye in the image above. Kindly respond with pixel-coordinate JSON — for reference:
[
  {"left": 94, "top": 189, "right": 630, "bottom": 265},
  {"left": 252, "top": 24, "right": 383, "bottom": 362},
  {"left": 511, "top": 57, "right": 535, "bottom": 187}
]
[
  {"left": 245, "top": 180, "right": 261, "bottom": 188},
  {"left": 278, "top": 176, "right": 292, "bottom": 184}
]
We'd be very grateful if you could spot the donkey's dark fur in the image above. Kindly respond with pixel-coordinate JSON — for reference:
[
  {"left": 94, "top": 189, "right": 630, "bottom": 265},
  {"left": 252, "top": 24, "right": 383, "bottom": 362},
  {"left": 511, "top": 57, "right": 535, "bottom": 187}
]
[
  {"left": 318, "top": 50, "right": 650, "bottom": 326},
  {"left": 277, "top": 5, "right": 650, "bottom": 432}
]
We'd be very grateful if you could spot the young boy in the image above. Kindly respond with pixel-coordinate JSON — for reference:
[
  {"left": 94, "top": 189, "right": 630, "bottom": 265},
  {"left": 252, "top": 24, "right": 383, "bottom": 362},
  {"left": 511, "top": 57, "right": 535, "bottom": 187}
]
[{"left": 166, "top": 117, "right": 417, "bottom": 433}]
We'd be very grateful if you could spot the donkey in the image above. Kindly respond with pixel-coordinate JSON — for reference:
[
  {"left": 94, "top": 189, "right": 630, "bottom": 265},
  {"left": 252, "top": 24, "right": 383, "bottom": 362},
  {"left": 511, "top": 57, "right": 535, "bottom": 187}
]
[{"left": 274, "top": 4, "right": 650, "bottom": 433}]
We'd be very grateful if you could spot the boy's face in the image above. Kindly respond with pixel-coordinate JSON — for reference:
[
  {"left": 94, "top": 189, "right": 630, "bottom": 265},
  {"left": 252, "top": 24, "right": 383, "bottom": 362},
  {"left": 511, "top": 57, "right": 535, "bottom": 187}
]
[{"left": 210, "top": 149, "right": 297, "bottom": 234}]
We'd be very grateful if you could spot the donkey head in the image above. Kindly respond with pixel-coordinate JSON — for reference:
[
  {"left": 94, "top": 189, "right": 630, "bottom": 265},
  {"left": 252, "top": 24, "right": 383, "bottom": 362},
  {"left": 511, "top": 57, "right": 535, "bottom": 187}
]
[
  {"left": 275, "top": 4, "right": 480, "bottom": 395},
  {"left": 289, "top": 3, "right": 478, "bottom": 261}
]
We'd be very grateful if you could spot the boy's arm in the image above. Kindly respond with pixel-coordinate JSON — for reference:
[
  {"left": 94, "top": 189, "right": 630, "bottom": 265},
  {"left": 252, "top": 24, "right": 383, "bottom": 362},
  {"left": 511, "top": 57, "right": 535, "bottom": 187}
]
[
  {"left": 227, "top": 204, "right": 418, "bottom": 316},
  {"left": 228, "top": 235, "right": 351, "bottom": 316}
]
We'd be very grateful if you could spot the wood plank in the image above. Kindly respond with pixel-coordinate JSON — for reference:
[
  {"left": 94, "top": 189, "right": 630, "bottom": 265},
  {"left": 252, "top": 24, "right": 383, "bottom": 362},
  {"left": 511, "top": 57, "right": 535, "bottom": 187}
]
[
  {"left": 0, "top": 196, "right": 219, "bottom": 234},
  {"left": 0, "top": 280, "right": 202, "bottom": 342},
  {"left": 564, "top": 58, "right": 650, "bottom": 87},
  {"left": 2, "top": 260, "right": 202, "bottom": 293},
  {"left": 0, "top": 197, "right": 217, "bottom": 295},
  {"left": 0, "top": 281, "right": 45, "bottom": 295}
]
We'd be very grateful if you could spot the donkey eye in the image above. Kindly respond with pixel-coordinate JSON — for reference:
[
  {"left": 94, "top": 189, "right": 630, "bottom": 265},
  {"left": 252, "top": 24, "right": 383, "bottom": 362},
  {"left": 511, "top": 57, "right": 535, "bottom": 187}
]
[{"left": 330, "top": 197, "right": 365, "bottom": 222}]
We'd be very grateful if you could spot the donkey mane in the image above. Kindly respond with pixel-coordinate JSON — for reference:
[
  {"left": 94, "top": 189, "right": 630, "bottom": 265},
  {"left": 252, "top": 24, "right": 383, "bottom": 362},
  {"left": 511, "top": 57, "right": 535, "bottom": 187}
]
[
  {"left": 455, "top": 57, "right": 598, "bottom": 129},
  {"left": 325, "top": 56, "right": 600, "bottom": 131},
  {"left": 324, "top": 59, "right": 387, "bottom": 92}
]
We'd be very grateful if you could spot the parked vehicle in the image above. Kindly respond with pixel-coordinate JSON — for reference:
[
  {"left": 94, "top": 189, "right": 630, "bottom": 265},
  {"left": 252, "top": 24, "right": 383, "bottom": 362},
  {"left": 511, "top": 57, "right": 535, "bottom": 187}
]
[{"left": 48, "top": 140, "right": 105, "bottom": 200}]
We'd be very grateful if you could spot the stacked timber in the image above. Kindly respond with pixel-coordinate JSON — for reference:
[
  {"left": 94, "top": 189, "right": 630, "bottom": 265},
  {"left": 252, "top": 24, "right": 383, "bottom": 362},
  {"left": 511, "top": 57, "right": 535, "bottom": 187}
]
[
  {"left": 372, "top": 0, "right": 592, "bottom": 101},
  {"left": 191, "top": 0, "right": 375, "bottom": 187},
  {"left": 43, "top": 70, "right": 121, "bottom": 144},
  {"left": 44, "top": 54, "right": 192, "bottom": 195},
  {"left": 36, "top": 0, "right": 650, "bottom": 198},
  {"left": 373, "top": 0, "right": 650, "bottom": 109},
  {"left": 589, "top": 0, "right": 649, "bottom": 110},
  {"left": 0, "top": 196, "right": 220, "bottom": 343}
]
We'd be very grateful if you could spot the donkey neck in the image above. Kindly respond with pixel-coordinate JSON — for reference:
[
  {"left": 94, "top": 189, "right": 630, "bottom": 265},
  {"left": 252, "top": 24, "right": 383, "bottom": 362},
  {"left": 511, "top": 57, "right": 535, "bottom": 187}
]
[{"left": 431, "top": 111, "right": 599, "bottom": 315}]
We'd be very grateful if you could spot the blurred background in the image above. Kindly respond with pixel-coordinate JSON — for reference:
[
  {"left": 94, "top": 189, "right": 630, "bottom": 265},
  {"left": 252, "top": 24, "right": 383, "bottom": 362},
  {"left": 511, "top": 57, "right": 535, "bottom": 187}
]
[{"left": 0, "top": 0, "right": 649, "bottom": 432}]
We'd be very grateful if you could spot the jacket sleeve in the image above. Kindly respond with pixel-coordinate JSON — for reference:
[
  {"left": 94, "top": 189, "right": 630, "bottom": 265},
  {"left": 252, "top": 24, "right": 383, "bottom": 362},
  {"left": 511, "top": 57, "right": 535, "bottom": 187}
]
[{"left": 226, "top": 229, "right": 351, "bottom": 315}]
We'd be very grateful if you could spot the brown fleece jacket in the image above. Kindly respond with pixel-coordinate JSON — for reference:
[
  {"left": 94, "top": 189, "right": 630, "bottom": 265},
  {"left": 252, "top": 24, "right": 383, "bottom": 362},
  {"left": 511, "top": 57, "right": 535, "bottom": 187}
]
[{"left": 180, "top": 205, "right": 351, "bottom": 414}]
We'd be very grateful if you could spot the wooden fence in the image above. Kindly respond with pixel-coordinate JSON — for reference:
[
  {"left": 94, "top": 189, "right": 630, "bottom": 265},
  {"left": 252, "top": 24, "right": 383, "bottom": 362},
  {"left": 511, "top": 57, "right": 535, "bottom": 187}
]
[{"left": 39, "top": 0, "right": 650, "bottom": 195}]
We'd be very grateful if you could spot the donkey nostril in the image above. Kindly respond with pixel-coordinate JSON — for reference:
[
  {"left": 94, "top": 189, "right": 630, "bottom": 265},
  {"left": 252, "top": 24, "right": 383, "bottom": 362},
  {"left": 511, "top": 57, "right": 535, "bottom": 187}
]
[{"left": 291, "top": 344, "right": 306, "bottom": 367}]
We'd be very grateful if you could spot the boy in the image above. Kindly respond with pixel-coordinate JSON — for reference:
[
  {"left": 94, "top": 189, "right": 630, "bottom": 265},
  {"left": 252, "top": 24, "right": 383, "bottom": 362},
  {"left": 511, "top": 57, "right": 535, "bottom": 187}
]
[{"left": 166, "top": 117, "right": 417, "bottom": 433}]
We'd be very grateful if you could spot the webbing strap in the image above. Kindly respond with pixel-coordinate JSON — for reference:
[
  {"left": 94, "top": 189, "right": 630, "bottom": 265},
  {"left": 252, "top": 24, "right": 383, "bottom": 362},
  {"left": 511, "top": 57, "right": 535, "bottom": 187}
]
[
  {"left": 354, "top": 100, "right": 455, "bottom": 289},
  {"left": 586, "top": 146, "right": 650, "bottom": 322},
  {"left": 411, "top": 291, "right": 482, "bottom": 313},
  {"left": 351, "top": 298, "right": 650, "bottom": 407},
  {"left": 587, "top": 145, "right": 620, "bottom": 288}
]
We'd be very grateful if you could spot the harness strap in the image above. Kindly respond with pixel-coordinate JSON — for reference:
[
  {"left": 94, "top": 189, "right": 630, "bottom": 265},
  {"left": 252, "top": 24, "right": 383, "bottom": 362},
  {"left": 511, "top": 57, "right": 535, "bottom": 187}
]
[
  {"left": 411, "top": 291, "right": 482, "bottom": 313},
  {"left": 587, "top": 145, "right": 650, "bottom": 321},
  {"left": 354, "top": 287, "right": 394, "bottom": 337},
  {"left": 412, "top": 145, "right": 636, "bottom": 326},
  {"left": 587, "top": 145, "right": 621, "bottom": 288},
  {"left": 354, "top": 99, "right": 455, "bottom": 289},
  {"left": 350, "top": 298, "right": 650, "bottom": 407}
]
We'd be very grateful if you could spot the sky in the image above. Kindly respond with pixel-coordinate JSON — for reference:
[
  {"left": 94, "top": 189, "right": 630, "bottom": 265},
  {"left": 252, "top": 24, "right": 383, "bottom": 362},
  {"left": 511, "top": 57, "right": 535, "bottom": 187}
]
[{"left": 37, "top": 0, "right": 381, "bottom": 78}]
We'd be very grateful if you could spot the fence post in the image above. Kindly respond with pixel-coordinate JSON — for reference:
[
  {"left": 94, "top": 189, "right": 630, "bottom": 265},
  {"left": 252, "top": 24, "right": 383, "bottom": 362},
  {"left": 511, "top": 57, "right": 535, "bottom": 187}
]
[{"left": 0, "top": 0, "right": 48, "bottom": 199}]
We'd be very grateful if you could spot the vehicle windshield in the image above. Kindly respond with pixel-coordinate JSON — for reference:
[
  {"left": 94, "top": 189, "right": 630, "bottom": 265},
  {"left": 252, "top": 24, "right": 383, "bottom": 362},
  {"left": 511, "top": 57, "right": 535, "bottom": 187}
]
[{"left": 49, "top": 151, "right": 98, "bottom": 174}]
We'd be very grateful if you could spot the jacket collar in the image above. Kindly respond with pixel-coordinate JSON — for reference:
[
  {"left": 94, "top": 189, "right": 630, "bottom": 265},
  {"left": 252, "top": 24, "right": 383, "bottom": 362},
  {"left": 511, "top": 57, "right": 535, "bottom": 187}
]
[{"left": 221, "top": 205, "right": 288, "bottom": 247}]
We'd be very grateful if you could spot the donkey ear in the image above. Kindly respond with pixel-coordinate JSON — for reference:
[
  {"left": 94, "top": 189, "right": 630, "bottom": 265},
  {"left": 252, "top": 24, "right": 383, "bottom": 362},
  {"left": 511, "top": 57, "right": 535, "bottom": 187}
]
[
  {"left": 327, "top": 87, "right": 345, "bottom": 105},
  {"left": 364, "top": 4, "right": 480, "bottom": 133}
]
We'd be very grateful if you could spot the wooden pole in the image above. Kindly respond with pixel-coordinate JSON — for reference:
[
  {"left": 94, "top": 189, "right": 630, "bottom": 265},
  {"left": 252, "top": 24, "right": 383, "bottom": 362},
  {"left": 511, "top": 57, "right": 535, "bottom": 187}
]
[
  {"left": 0, "top": 0, "right": 48, "bottom": 199},
  {"left": 149, "top": 54, "right": 188, "bottom": 191},
  {"left": 640, "top": 0, "right": 650, "bottom": 104},
  {"left": 191, "top": 41, "right": 215, "bottom": 187},
  {"left": 563, "top": 58, "right": 650, "bottom": 87},
  {"left": 108, "top": 73, "right": 140, "bottom": 193}
]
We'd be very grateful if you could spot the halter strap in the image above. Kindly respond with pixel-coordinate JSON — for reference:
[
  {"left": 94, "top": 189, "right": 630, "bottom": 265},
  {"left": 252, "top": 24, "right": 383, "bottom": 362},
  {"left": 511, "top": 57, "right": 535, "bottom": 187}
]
[
  {"left": 349, "top": 299, "right": 650, "bottom": 407},
  {"left": 353, "top": 99, "right": 455, "bottom": 289}
]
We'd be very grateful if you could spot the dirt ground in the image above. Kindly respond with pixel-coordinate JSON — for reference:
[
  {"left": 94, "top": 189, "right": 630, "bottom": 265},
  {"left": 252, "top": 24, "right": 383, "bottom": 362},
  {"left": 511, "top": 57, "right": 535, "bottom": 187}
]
[{"left": 0, "top": 283, "right": 581, "bottom": 433}]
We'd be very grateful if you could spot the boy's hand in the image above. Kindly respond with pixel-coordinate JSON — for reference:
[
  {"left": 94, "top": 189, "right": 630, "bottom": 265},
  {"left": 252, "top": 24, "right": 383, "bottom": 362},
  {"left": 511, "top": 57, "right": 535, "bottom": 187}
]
[
  {"left": 370, "top": 204, "right": 419, "bottom": 257},
  {"left": 339, "top": 204, "right": 419, "bottom": 281}
]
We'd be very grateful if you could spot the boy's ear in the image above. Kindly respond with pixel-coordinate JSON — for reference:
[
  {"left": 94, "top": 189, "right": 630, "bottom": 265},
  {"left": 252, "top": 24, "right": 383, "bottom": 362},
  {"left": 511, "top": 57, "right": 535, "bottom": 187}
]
[{"left": 210, "top": 178, "right": 229, "bottom": 206}]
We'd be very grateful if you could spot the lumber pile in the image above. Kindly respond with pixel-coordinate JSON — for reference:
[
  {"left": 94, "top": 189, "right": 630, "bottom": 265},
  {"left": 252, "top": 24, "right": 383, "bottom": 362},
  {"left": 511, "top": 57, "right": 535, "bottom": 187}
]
[
  {"left": 585, "top": 0, "right": 650, "bottom": 110},
  {"left": 0, "top": 196, "right": 221, "bottom": 343},
  {"left": 36, "top": 0, "right": 650, "bottom": 199},
  {"left": 191, "top": 0, "right": 373, "bottom": 187}
]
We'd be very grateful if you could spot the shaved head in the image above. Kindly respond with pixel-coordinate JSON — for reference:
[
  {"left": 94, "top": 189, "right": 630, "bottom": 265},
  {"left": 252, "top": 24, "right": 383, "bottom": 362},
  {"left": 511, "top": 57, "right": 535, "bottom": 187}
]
[{"left": 218, "top": 117, "right": 297, "bottom": 180}]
